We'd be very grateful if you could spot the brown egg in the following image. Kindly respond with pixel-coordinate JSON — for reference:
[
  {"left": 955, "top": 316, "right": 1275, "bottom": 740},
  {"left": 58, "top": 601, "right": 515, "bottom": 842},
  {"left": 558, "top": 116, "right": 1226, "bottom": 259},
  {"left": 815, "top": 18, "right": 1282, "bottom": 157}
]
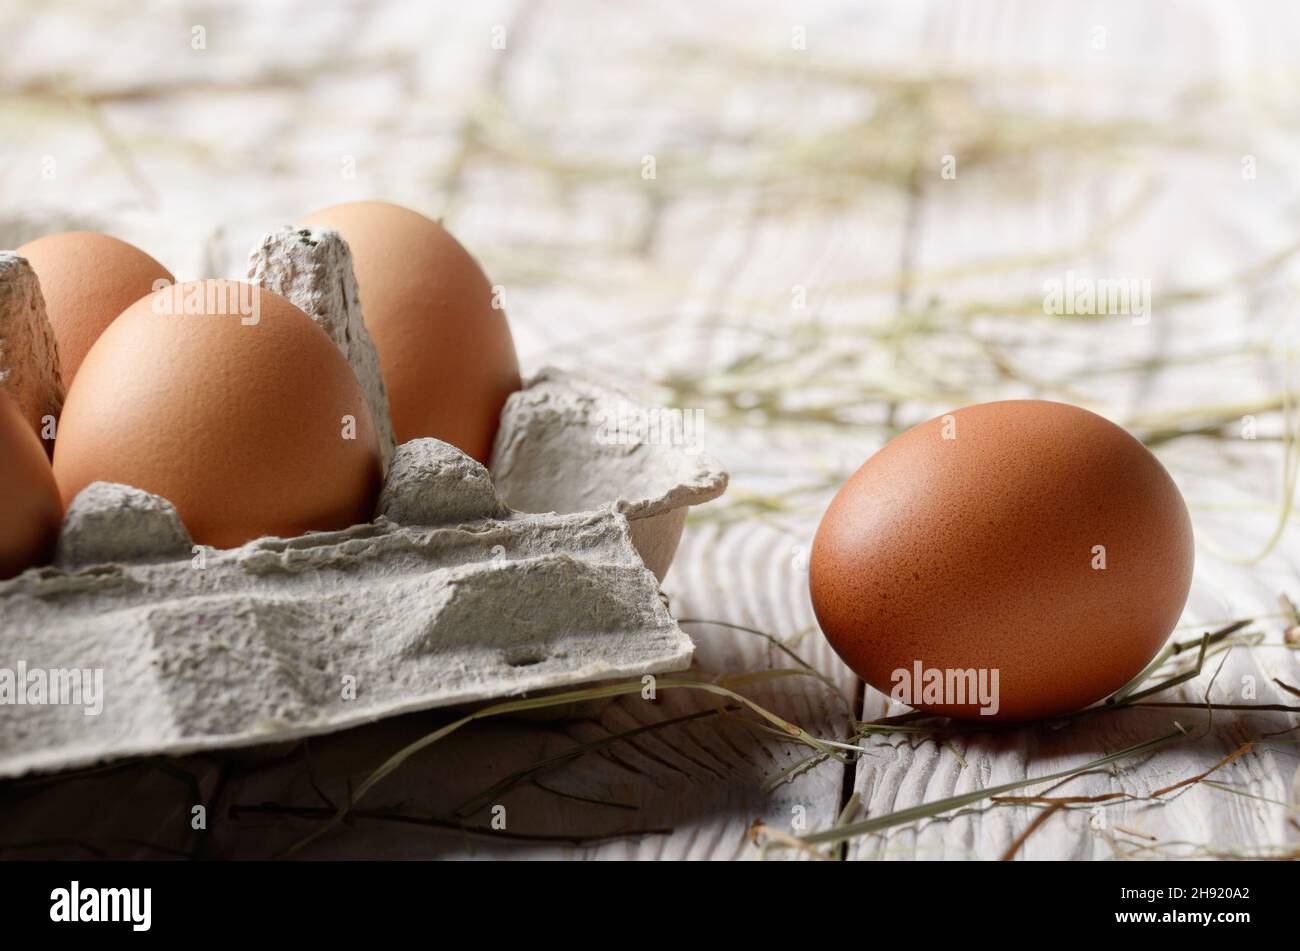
[
  {"left": 52, "top": 280, "right": 383, "bottom": 549},
  {"left": 299, "top": 201, "right": 520, "bottom": 464},
  {"left": 17, "top": 231, "right": 174, "bottom": 386},
  {"left": 0, "top": 390, "right": 62, "bottom": 578},
  {"left": 810, "top": 400, "right": 1194, "bottom": 721}
]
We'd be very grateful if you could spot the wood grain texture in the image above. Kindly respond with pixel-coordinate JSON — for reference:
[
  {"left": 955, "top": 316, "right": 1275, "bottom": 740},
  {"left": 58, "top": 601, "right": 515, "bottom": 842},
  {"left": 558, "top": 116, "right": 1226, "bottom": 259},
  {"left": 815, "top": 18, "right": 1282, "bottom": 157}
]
[{"left": 1, "top": 0, "right": 1298, "bottom": 860}]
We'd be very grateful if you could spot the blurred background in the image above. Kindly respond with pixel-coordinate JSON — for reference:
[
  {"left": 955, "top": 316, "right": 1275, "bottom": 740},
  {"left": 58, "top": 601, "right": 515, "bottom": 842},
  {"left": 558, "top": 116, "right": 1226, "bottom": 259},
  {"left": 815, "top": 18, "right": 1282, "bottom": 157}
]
[{"left": 2, "top": 0, "right": 1298, "bottom": 859}]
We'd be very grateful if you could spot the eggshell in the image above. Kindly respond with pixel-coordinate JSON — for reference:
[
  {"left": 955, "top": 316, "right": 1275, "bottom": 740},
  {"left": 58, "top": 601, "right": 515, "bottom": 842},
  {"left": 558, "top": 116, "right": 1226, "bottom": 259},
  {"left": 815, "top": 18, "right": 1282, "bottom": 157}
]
[
  {"left": 810, "top": 400, "right": 1194, "bottom": 721},
  {"left": 52, "top": 280, "right": 383, "bottom": 549},
  {"left": 299, "top": 201, "right": 520, "bottom": 464},
  {"left": 0, "top": 390, "right": 62, "bottom": 578},
  {"left": 17, "top": 231, "right": 173, "bottom": 386}
]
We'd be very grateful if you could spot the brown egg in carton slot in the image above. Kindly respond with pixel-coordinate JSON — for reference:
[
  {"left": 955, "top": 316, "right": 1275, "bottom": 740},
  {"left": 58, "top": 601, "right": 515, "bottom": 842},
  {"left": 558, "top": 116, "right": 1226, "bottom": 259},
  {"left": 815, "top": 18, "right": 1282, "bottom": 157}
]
[{"left": 0, "top": 229, "right": 728, "bottom": 779}]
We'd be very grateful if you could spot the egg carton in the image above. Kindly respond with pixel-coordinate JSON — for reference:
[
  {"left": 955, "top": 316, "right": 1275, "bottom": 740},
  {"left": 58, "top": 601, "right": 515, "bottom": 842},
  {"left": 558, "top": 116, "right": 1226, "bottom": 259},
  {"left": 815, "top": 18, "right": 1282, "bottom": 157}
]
[{"left": 0, "top": 229, "right": 727, "bottom": 780}]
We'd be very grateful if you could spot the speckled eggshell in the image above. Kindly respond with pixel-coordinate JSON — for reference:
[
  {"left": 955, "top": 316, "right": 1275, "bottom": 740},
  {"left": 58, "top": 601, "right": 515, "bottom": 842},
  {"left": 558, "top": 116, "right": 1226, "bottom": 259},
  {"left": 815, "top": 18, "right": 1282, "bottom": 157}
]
[
  {"left": 810, "top": 400, "right": 1195, "bottom": 721},
  {"left": 52, "top": 280, "right": 384, "bottom": 549},
  {"left": 299, "top": 201, "right": 521, "bottom": 465},
  {"left": 0, "top": 390, "right": 62, "bottom": 578},
  {"left": 17, "top": 231, "right": 174, "bottom": 386}
]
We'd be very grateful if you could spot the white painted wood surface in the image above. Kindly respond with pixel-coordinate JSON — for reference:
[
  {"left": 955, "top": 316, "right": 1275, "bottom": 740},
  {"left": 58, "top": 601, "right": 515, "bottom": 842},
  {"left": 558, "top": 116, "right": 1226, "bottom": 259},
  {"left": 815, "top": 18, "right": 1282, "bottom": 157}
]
[{"left": 1, "top": 0, "right": 1298, "bottom": 859}]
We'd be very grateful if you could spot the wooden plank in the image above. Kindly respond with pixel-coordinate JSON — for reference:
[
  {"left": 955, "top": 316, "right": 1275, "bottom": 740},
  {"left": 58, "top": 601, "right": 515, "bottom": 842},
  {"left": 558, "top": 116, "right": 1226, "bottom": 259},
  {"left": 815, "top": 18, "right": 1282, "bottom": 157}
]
[{"left": 1, "top": 0, "right": 1299, "bottom": 861}]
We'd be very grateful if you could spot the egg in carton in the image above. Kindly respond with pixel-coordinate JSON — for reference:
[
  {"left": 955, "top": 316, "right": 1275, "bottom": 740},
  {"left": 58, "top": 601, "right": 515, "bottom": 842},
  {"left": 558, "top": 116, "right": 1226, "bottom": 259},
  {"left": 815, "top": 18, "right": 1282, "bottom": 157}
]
[{"left": 0, "top": 229, "right": 727, "bottom": 779}]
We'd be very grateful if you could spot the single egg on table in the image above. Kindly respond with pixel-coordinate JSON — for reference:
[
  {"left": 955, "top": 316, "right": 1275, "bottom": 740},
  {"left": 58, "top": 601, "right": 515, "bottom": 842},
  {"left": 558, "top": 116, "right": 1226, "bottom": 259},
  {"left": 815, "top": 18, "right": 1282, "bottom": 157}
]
[
  {"left": 299, "top": 200, "right": 521, "bottom": 465},
  {"left": 0, "top": 390, "right": 62, "bottom": 578},
  {"left": 17, "top": 231, "right": 174, "bottom": 386},
  {"left": 52, "top": 280, "right": 384, "bottom": 549},
  {"left": 810, "top": 400, "right": 1194, "bottom": 721}
]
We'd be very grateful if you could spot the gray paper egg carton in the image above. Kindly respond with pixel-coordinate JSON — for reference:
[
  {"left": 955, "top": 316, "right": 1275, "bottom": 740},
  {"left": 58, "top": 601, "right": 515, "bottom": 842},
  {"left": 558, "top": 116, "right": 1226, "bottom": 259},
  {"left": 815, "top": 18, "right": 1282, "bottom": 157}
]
[{"left": 0, "top": 227, "right": 727, "bottom": 779}]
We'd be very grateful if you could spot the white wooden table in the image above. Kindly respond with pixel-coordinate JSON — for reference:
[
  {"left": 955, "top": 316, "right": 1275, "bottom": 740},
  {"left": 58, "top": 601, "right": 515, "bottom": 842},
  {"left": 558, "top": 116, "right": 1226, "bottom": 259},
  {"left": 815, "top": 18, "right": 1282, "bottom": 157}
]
[{"left": 1, "top": 0, "right": 1298, "bottom": 859}]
